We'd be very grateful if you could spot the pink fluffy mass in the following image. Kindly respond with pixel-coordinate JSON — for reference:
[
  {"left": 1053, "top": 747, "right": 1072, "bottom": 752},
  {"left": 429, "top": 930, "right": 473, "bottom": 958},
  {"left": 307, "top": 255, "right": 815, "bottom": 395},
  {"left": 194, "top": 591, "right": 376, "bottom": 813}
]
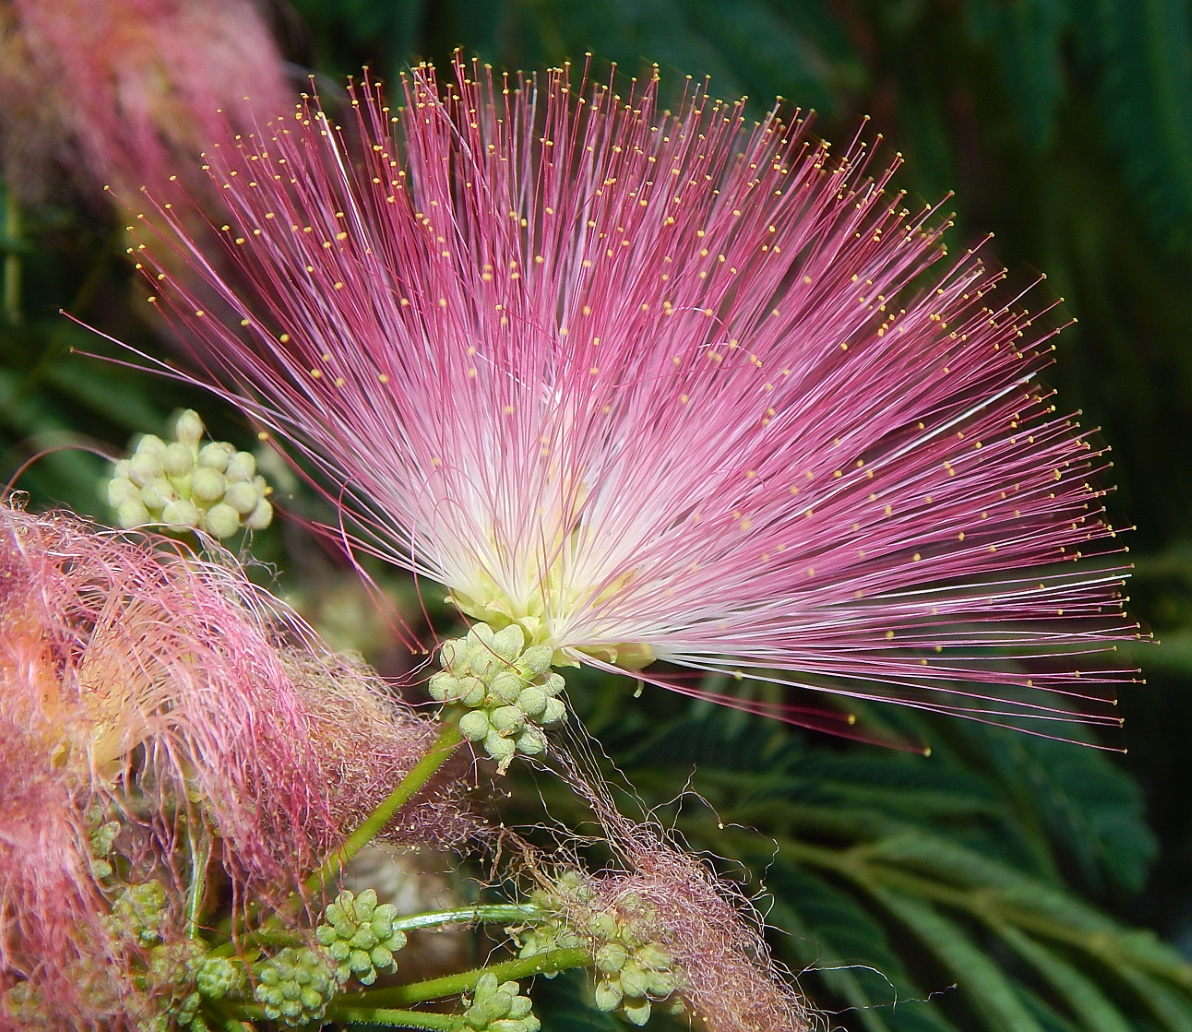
[
  {"left": 0, "top": 503, "right": 473, "bottom": 1027},
  {"left": 122, "top": 55, "right": 1140, "bottom": 742}
]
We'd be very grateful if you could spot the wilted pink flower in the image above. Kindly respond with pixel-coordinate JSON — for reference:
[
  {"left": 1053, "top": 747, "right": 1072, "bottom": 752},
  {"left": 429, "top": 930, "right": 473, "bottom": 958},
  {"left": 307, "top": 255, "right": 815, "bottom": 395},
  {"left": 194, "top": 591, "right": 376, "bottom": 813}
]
[
  {"left": 0, "top": 501, "right": 475, "bottom": 1026},
  {"left": 0, "top": 0, "right": 292, "bottom": 203},
  {"left": 128, "top": 56, "right": 1137, "bottom": 739}
]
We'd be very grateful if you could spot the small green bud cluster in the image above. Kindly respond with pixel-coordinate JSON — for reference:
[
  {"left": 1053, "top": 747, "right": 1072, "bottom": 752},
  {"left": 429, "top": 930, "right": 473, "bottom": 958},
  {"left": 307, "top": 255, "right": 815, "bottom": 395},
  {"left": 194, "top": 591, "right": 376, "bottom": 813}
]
[
  {"left": 87, "top": 816, "right": 121, "bottom": 882},
  {"left": 145, "top": 940, "right": 206, "bottom": 1030},
  {"left": 105, "top": 879, "right": 169, "bottom": 946},
  {"left": 517, "top": 875, "right": 681, "bottom": 1027},
  {"left": 315, "top": 888, "right": 407, "bottom": 986},
  {"left": 107, "top": 409, "right": 272, "bottom": 538},
  {"left": 429, "top": 623, "right": 567, "bottom": 771},
  {"left": 461, "top": 973, "right": 539, "bottom": 1032},
  {"left": 590, "top": 915, "right": 680, "bottom": 1027},
  {"left": 253, "top": 947, "right": 338, "bottom": 1027},
  {"left": 515, "top": 874, "right": 590, "bottom": 972}
]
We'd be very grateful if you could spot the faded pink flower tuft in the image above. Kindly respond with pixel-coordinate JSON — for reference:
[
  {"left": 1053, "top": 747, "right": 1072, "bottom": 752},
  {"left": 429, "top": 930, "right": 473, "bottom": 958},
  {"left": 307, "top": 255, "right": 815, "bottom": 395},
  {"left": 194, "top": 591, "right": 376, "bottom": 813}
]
[
  {"left": 0, "top": 0, "right": 291, "bottom": 203},
  {"left": 0, "top": 501, "right": 476, "bottom": 1026},
  {"left": 131, "top": 56, "right": 1138, "bottom": 739}
]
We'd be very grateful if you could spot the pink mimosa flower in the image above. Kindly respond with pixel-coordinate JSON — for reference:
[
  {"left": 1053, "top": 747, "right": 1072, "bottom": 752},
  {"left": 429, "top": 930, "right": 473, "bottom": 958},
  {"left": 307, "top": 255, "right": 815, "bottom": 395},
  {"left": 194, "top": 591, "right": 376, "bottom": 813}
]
[{"left": 128, "top": 57, "right": 1138, "bottom": 740}]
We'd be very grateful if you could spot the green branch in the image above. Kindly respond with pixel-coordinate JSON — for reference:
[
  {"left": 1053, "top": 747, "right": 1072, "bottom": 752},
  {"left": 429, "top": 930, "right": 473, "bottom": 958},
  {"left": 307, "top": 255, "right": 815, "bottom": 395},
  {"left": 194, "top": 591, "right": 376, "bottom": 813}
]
[
  {"left": 306, "top": 721, "right": 465, "bottom": 896},
  {"left": 332, "top": 946, "right": 591, "bottom": 1011},
  {"left": 209, "top": 721, "right": 465, "bottom": 955},
  {"left": 333, "top": 1007, "right": 462, "bottom": 1029}
]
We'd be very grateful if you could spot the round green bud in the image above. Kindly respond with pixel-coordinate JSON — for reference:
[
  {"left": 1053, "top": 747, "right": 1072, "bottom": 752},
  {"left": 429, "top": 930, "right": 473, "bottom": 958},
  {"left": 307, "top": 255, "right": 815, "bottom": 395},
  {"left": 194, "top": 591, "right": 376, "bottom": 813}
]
[
  {"left": 468, "top": 648, "right": 502, "bottom": 680},
  {"left": 515, "top": 726, "right": 548, "bottom": 756},
  {"left": 245, "top": 496, "right": 273, "bottom": 530},
  {"left": 190, "top": 467, "right": 226, "bottom": 504},
  {"left": 589, "top": 912, "right": 619, "bottom": 941},
  {"left": 489, "top": 705, "right": 525, "bottom": 735},
  {"left": 459, "top": 676, "right": 488, "bottom": 707},
  {"left": 427, "top": 672, "right": 455, "bottom": 702},
  {"left": 518, "top": 645, "right": 554, "bottom": 678},
  {"left": 439, "top": 639, "right": 464, "bottom": 671},
  {"left": 622, "top": 1000, "right": 653, "bottom": 1026},
  {"left": 162, "top": 442, "right": 195, "bottom": 477},
  {"left": 593, "top": 980, "right": 623, "bottom": 1011},
  {"left": 135, "top": 434, "right": 167, "bottom": 458},
  {"left": 507, "top": 995, "right": 534, "bottom": 1020},
  {"left": 223, "top": 481, "right": 259, "bottom": 515},
  {"left": 541, "top": 672, "right": 566, "bottom": 698},
  {"left": 484, "top": 730, "right": 517, "bottom": 763},
  {"left": 636, "top": 944, "right": 671, "bottom": 971},
  {"left": 644, "top": 968, "right": 678, "bottom": 997},
  {"left": 618, "top": 963, "right": 649, "bottom": 999},
  {"left": 350, "top": 925, "right": 379, "bottom": 950},
  {"left": 174, "top": 410, "right": 205, "bottom": 449},
  {"left": 115, "top": 500, "right": 151, "bottom": 529},
  {"left": 225, "top": 451, "right": 257, "bottom": 482},
  {"left": 489, "top": 623, "right": 526, "bottom": 662},
  {"left": 516, "top": 685, "right": 547, "bottom": 718},
  {"left": 106, "top": 477, "right": 140, "bottom": 506},
  {"left": 197, "top": 441, "right": 233, "bottom": 471},
  {"left": 369, "top": 945, "right": 394, "bottom": 970},
  {"left": 139, "top": 480, "right": 175, "bottom": 511},
  {"left": 161, "top": 499, "right": 201, "bottom": 529},
  {"left": 541, "top": 697, "right": 567, "bottom": 726},
  {"left": 128, "top": 451, "right": 163, "bottom": 486},
  {"left": 203, "top": 503, "right": 241, "bottom": 540},
  {"left": 595, "top": 942, "right": 629, "bottom": 975},
  {"left": 489, "top": 670, "right": 524, "bottom": 705},
  {"left": 458, "top": 710, "right": 491, "bottom": 742}
]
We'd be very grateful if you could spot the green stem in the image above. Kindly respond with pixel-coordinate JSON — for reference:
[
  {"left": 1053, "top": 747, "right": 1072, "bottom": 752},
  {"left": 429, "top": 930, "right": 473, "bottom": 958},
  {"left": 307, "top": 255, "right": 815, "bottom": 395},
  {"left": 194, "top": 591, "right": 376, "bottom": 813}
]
[
  {"left": 306, "top": 721, "right": 464, "bottom": 897},
  {"left": 335, "top": 946, "right": 590, "bottom": 1010},
  {"left": 390, "top": 904, "right": 542, "bottom": 934},
  {"left": 210, "top": 721, "right": 465, "bottom": 950},
  {"left": 333, "top": 1008, "right": 461, "bottom": 1030},
  {"left": 186, "top": 830, "right": 210, "bottom": 939},
  {"left": 3, "top": 188, "right": 21, "bottom": 326}
]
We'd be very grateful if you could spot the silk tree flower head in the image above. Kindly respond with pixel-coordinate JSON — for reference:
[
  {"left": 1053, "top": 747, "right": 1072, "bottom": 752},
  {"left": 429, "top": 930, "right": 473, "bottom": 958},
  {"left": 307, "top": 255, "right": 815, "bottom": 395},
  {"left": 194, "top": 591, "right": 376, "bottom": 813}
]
[
  {"left": 128, "top": 56, "right": 1138, "bottom": 740},
  {"left": 0, "top": 0, "right": 291, "bottom": 205},
  {"left": 0, "top": 501, "right": 474, "bottom": 1026}
]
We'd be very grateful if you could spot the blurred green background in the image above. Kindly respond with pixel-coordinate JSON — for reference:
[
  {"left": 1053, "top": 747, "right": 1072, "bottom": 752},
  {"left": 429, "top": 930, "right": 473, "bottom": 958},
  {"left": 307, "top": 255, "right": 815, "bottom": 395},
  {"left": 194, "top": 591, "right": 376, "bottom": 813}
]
[{"left": 4, "top": 1, "right": 1192, "bottom": 1029}]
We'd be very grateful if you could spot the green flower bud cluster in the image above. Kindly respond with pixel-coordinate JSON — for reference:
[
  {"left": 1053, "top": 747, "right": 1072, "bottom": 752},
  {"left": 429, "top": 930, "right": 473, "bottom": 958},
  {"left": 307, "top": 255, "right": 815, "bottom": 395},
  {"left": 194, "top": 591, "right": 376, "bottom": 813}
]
[
  {"left": 516, "top": 876, "right": 681, "bottom": 1027},
  {"left": 105, "top": 879, "right": 169, "bottom": 946},
  {"left": 590, "top": 924, "right": 679, "bottom": 1027},
  {"left": 314, "top": 888, "right": 407, "bottom": 986},
  {"left": 254, "top": 947, "right": 338, "bottom": 1027},
  {"left": 144, "top": 945, "right": 241, "bottom": 1032},
  {"left": 515, "top": 875, "right": 590, "bottom": 973},
  {"left": 106, "top": 409, "right": 273, "bottom": 538},
  {"left": 146, "top": 940, "right": 205, "bottom": 1030},
  {"left": 87, "top": 816, "right": 121, "bottom": 882},
  {"left": 429, "top": 623, "right": 567, "bottom": 771},
  {"left": 461, "top": 973, "right": 540, "bottom": 1032}
]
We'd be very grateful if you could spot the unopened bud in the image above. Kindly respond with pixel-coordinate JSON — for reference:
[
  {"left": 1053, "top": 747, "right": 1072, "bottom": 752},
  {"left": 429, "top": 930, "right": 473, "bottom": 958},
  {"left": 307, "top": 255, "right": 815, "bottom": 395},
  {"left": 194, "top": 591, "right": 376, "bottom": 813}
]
[
  {"left": 162, "top": 442, "right": 195, "bottom": 477},
  {"left": 191, "top": 467, "right": 226, "bottom": 503},
  {"left": 202, "top": 503, "right": 242, "bottom": 540},
  {"left": 115, "top": 499, "right": 151, "bottom": 529},
  {"left": 458, "top": 710, "right": 491, "bottom": 741},
  {"left": 161, "top": 499, "right": 201, "bottom": 528},
  {"left": 174, "top": 409, "right": 205, "bottom": 449},
  {"left": 223, "top": 481, "right": 259, "bottom": 515},
  {"left": 225, "top": 451, "right": 257, "bottom": 482},
  {"left": 245, "top": 496, "right": 273, "bottom": 530},
  {"left": 197, "top": 441, "right": 233, "bottom": 471}
]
